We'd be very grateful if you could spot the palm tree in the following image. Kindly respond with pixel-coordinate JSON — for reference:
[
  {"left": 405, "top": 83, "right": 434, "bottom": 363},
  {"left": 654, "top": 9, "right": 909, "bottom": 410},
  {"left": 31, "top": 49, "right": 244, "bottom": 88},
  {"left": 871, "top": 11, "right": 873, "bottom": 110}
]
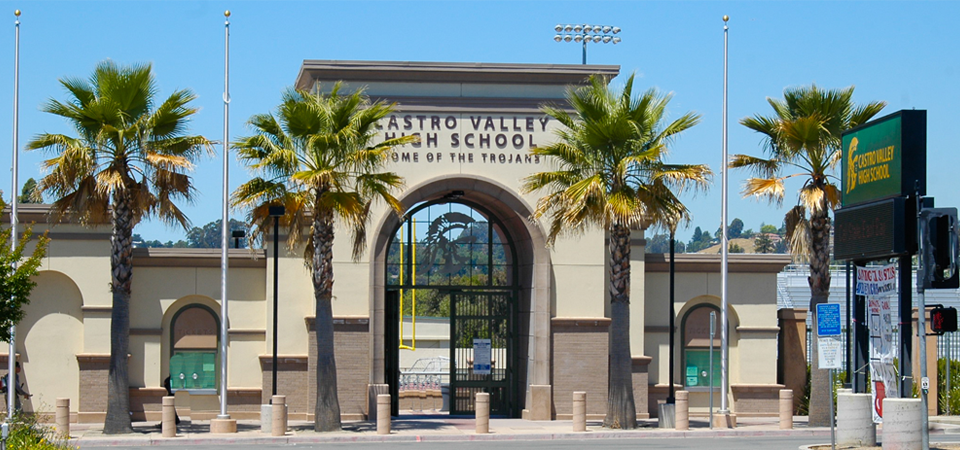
[
  {"left": 523, "top": 74, "right": 711, "bottom": 429},
  {"left": 27, "top": 61, "right": 210, "bottom": 434},
  {"left": 232, "top": 85, "right": 417, "bottom": 432},
  {"left": 732, "top": 84, "right": 885, "bottom": 426}
]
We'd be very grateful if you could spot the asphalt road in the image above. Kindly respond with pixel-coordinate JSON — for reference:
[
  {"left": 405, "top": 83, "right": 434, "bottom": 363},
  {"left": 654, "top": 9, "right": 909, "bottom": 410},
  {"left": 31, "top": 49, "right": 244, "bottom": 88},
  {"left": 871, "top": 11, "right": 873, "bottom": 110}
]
[{"left": 77, "top": 434, "right": 960, "bottom": 450}]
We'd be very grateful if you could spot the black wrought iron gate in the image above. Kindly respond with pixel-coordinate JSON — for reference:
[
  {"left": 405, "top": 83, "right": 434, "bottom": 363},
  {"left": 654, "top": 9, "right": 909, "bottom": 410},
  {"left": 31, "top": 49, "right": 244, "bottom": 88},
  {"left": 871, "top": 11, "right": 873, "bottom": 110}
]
[{"left": 449, "top": 290, "right": 515, "bottom": 416}]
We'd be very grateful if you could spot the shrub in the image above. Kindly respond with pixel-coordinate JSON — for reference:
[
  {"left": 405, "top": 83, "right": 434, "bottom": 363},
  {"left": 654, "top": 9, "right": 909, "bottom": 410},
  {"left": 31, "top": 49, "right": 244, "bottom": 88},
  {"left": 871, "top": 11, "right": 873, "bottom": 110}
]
[{"left": 1, "top": 411, "right": 75, "bottom": 449}]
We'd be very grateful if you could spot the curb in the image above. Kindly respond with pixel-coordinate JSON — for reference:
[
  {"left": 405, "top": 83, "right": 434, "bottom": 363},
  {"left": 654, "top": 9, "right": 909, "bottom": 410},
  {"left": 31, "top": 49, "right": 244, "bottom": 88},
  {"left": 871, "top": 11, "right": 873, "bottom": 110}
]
[{"left": 74, "top": 427, "right": 835, "bottom": 447}]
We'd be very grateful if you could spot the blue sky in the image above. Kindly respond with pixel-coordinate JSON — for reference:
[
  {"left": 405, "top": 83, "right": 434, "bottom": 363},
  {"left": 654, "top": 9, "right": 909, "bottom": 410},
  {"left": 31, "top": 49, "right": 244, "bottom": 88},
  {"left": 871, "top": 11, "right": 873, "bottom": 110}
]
[{"left": 0, "top": 1, "right": 955, "bottom": 245}]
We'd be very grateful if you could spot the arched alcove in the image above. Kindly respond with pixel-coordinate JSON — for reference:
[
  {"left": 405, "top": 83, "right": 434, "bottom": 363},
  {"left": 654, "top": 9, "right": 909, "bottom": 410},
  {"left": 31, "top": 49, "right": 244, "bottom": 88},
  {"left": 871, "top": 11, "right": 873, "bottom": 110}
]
[{"left": 21, "top": 270, "right": 84, "bottom": 411}]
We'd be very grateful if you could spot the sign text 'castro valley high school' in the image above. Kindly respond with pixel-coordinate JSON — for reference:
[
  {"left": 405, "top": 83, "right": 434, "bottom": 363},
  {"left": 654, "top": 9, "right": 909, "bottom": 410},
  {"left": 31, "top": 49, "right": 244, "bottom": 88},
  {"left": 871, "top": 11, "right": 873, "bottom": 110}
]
[{"left": 376, "top": 114, "right": 555, "bottom": 165}]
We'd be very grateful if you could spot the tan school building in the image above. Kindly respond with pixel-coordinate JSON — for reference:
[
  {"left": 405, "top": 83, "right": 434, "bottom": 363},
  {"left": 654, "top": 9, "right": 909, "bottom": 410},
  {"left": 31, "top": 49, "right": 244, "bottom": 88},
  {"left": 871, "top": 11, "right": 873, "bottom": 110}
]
[{"left": 2, "top": 60, "right": 795, "bottom": 423}]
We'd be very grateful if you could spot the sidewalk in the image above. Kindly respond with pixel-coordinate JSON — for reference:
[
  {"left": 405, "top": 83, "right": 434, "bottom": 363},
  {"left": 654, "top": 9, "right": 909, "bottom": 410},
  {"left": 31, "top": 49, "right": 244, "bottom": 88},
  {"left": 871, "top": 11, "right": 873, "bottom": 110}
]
[{"left": 65, "top": 413, "right": 844, "bottom": 447}]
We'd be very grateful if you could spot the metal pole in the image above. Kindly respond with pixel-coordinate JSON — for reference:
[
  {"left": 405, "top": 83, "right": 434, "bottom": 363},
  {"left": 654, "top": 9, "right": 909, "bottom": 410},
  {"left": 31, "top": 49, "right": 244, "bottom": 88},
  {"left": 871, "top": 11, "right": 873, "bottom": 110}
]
[
  {"left": 709, "top": 310, "right": 716, "bottom": 429},
  {"left": 829, "top": 368, "right": 836, "bottom": 450},
  {"left": 272, "top": 215, "right": 279, "bottom": 397},
  {"left": 916, "top": 185, "right": 929, "bottom": 450},
  {"left": 217, "top": 10, "right": 231, "bottom": 420},
  {"left": 7, "top": 9, "right": 20, "bottom": 422},
  {"left": 719, "top": 14, "right": 730, "bottom": 415},
  {"left": 845, "top": 262, "right": 852, "bottom": 386},
  {"left": 668, "top": 232, "right": 676, "bottom": 403},
  {"left": 948, "top": 333, "right": 952, "bottom": 415},
  {"left": 582, "top": 39, "right": 586, "bottom": 65}
]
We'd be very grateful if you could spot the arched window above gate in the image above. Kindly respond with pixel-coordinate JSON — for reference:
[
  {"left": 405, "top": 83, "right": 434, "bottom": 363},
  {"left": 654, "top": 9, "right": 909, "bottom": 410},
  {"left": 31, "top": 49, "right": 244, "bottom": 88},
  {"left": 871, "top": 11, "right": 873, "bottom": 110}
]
[{"left": 387, "top": 201, "right": 517, "bottom": 290}]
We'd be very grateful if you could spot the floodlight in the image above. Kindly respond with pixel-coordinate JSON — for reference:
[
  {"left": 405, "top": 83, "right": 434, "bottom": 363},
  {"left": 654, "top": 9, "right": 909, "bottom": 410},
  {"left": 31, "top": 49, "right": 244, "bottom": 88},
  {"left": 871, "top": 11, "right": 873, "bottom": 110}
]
[
  {"left": 574, "top": 35, "right": 583, "bottom": 42},
  {"left": 555, "top": 24, "right": 563, "bottom": 32},
  {"left": 612, "top": 27, "right": 621, "bottom": 34},
  {"left": 564, "top": 24, "right": 573, "bottom": 32},
  {"left": 593, "top": 25, "right": 602, "bottom": 33},
  {"left": 602, "top": 26, "right": 612, "bottom": 33},
  {"left": 573, "top": 24, "right": 582, "bottom": 32},
  {"left": 612, "top": 37, "right": 621, "bottom": 43},
  {"left": 554, "top": 34, "right": 562, "bottom": 42},
  {"left": 593, "top": 35, "right": 602, "bottom": 43},
  {"left": 564, "top": 34, "right": 572, "bottom": 42},
  {"left": 602, "top": 36, "right": 611, "bottom": 43}
]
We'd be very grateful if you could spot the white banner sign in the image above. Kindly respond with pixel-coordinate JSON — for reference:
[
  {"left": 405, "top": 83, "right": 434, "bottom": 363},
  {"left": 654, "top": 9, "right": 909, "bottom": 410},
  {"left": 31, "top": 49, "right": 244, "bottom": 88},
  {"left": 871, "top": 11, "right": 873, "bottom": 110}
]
[
  {"left": 860, "top": 264, "right": 899, "bottom": 423},
  {"left": 856, "top": 265, "right": 898, "bottom": 296}
]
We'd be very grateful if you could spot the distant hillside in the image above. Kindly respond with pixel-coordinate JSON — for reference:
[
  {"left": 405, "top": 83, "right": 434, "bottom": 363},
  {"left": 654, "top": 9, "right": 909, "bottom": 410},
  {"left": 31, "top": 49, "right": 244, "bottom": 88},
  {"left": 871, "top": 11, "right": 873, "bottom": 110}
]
[{"left": 697, "top": 237, "right": 759, "bottom": 254}]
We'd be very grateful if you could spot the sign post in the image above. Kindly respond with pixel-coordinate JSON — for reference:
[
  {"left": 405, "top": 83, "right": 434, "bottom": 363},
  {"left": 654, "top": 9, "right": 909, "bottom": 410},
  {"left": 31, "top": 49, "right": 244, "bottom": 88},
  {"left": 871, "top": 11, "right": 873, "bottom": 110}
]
[{"left": 818, "top": 303, "right": 842, "bottom": 450}]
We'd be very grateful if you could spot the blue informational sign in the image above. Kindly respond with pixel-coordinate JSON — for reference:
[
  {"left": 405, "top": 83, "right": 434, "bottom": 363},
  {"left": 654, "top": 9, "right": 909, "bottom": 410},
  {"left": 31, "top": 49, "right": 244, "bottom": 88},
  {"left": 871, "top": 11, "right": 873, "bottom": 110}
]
[{"left": 817, "top": 303, "right": 842, "bottom": 337}]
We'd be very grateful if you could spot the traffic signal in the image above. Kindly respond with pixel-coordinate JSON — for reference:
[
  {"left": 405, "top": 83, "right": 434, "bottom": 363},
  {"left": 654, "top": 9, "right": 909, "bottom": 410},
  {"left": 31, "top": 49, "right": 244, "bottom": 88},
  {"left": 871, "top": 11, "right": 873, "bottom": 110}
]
[
  {"left": 920, "top": 207, "right": 960, "bottom": 289},
  {"left": 931, "top": 306, "right": 958, "bottom": 334}
]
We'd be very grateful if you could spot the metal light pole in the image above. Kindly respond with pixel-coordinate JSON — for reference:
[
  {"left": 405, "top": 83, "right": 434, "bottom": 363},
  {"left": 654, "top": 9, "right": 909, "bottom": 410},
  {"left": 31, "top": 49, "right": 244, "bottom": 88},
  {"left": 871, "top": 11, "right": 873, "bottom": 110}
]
[
  {"left": 553, "top": 24, "right": 621, "bottom": 64},
  {"left": 916, "top": 186, "right": 930, "bottom": 450},
  {"left": 668, "top": 230, "right": 676, "bottom": 404},
  {"left": 217, "top": 9, "right": 232, "bottom": 422},
  {"left": 719, "top": 14, "right": 731, "bottom": 419},
  {"left": 269, "top": 206, "right": 285, "bottom": 397},
  {"left": 6, "top": 9, "right": 21, "bottom": 425}
]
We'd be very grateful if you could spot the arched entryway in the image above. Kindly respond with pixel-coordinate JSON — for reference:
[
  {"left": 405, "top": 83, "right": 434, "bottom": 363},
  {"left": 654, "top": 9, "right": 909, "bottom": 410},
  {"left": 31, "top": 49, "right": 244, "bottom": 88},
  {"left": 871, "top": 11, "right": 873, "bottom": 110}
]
[{"left": 370, "top": 176, "right": 550, "bottom": 419}]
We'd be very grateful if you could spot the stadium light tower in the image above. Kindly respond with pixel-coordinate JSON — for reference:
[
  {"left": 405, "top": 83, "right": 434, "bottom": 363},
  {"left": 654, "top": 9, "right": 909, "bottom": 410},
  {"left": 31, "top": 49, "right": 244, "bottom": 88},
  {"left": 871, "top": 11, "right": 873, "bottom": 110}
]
[{"left": 553, "top": 24, "right": 621, "bottom": 64}]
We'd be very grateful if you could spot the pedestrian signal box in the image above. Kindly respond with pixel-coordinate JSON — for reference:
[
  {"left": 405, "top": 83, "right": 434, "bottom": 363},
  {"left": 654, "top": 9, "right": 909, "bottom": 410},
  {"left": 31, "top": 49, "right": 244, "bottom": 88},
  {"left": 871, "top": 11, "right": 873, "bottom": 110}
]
[
  {"left": 931, "top": 306, "right": 958, "bottom": 334},
  {"left": 920, "top": 207, "right": 960, "bottom": 289}
]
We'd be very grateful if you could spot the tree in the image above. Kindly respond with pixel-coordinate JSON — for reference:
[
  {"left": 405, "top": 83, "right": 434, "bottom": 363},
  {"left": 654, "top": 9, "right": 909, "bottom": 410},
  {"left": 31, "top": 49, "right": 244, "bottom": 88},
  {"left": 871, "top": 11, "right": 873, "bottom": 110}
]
[
  {"left": 754, "top": 233, "right": 775, "bottom": 253},
  {"left": 646, "top": 233, "right": 686, "bottom": 254},
  {"left": 728, "top": 243, "right": 744, "bottom": 253},
  {"left": 522, "top": 74, "right": 710, "bottom": 429},
  {"left": 729, "top": 218, "right": 744, "bottom": 238},
  {"left": 19, "top": 178, "right": 40, "bottom": 204},
  {"left": 0, "top": 200, "right": 50, "bottom": 341},
  {"left": 232, "top": 85, "right": 417, "bottom": 432},
  {"left": 186, "top": 219, "right": 250, "bottom": 248},
  {"left": 686, "top": 226, "right": 713, "bottom": 253},
  {"left": 760, "top": 223, "right": 778, "bottom": 234},
  {"left": 27, "top": 61, "right": 210, "bottom": 434},
  {"left": 732, "top": 84, "right": 885, "bottom": 426}
]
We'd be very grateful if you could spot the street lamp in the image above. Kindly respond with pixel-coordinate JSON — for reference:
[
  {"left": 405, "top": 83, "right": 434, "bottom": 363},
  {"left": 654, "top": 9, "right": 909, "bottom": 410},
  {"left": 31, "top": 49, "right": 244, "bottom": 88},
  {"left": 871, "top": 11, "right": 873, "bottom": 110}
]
[
  {"left": 269, "top": 205, "right": 285, "bottom": 397},
  {"left": 553, "top": 23, "right": 621, "bottom": 64},
  {"left": 232, "top": 230, "right": 245, "bottom": 249}
]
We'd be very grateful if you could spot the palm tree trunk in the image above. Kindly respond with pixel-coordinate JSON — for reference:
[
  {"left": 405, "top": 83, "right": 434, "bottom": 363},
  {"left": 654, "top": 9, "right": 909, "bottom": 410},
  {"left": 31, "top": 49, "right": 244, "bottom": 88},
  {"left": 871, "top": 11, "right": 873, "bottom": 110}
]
[
  {"left": 807, "top": 206, "right": 833, "bottom": 427},
  {"left": 313, "top": 204, "right": 342, "bottom": 432},
  {"left": 603, "top": 223, "right": 638, "bottom": 429},
  {"left": 104, "top": 193, "right": 134, "bottom": 434}
]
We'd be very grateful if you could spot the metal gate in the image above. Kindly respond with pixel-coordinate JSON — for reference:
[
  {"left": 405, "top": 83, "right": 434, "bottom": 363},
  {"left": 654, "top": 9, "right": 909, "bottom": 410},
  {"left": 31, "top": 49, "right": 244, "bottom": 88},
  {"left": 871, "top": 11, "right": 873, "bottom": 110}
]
[{"left": 449, "top": 290, "right": 515, "bottom": 416}]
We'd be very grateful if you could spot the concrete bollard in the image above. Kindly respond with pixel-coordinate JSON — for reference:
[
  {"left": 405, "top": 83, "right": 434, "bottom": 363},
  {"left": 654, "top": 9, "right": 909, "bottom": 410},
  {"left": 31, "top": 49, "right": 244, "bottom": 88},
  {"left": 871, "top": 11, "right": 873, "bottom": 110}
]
[
  {"left": 882, "top": 398, "right": 922, "bottom": 450},
  {"left": 572, "top": 391, "right": 586, "bottom": 432},
  {"left": 779, "top": 389, "right": 794, "bottom": 430},
  {"left": 476, "top": 392, "right": 490, "bottom": 434},
  {"left": 676, "top": 391, "right": 689, "bottom": 431},
  {"left": 55, "top": 398, "right": 69, "bottom": 438},
  {"left": 271, "top": 395, "right": 287, "bottom": 437},
  {"left": 377, "top": 394, "right": 391, "bottom": 435},
  {"left": 838, "top": 393, "right": 875, "bottom": 447},
  {"left": 161, "top": 396, "right": 176, "bottom": 438}
]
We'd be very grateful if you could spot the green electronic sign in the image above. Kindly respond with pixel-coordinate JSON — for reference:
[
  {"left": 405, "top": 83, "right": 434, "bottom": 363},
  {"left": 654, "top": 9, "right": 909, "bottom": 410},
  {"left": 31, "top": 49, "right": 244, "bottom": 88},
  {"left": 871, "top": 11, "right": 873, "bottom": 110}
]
[{"left": 841, "top": 110, "right": 926, "bottom": 207}]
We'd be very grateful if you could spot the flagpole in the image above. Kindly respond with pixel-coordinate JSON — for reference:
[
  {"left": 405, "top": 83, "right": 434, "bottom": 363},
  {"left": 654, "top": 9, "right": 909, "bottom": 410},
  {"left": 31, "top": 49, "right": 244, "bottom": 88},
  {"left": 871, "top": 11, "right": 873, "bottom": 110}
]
[
  {"left": 719, "top": 14, "right": 731, "bottom": 421},
  {"left": 217, "top": 9, "right": 232, "bottom": 423},
  {"left": 7, "top": 9, "right": 21, "bottom": 421}
]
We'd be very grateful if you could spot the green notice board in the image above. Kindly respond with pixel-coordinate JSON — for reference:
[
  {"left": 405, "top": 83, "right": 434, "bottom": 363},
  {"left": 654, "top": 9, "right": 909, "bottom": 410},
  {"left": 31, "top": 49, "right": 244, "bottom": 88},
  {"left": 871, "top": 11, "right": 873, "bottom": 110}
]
[{"left": 169, "top": 351, "right": 217, "bottom": 390}]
